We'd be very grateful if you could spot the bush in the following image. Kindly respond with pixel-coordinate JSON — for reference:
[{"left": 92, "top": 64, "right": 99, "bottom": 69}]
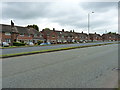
[
  {"left": 13, "top": 42, "right": 26, "bottom": 46},
  {"left": 37, "top": 40, "right": 43, "bottom": 45}
]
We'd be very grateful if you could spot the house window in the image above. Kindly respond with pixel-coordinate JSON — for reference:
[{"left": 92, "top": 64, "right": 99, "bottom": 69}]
[
  {"left": 5, "top": 32, "right": 11, "bottom": 35},
  {"left": 20, "top": 33, "right": 24, "bottom": 36},
  {"left": 34, "top": 34, "right": 37, "bottom": 37},
  {"left": 5, "top": 39, "right": 11, "bottom": 43},
  {"left": 52, "top": 35, "right": 55, "bottom": 38},
  {"left": 28, "top": 34, "right": 31, "bottom": 37},
  {"left": 40, "top": 35, "right": 42, "bottom": 37}
]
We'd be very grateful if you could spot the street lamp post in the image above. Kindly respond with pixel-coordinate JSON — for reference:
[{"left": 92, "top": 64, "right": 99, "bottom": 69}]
[
  {"left": 88, "top": 12, "right": 94, "bottom": 41},
  {"left": 88, "top": 13, "right": 90, "bottom": 34}
]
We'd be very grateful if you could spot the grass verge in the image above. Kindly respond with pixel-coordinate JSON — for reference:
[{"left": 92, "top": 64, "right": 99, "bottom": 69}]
[{"left": 0, "top": 42, "right": 118, "bottom": 58}]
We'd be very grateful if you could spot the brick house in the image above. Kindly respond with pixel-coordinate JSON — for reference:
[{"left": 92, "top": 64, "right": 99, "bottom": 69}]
[
  {"left": 0, "top": 22, "right": 44, "bottom": 45},
  {"left": 56, "top": 30, "right": 78, "bottom": 43},
  {"left": 29, "top": 28, "right": 44, "bottom": 44},
  {"left": 17, "top": 27, "right": 44, "bottom": 44},
  {"left": 64, "top": 31, "right": 75, "bottom": 43},
  {"left": 41, "top": 28, "right": 75, "bottom": 44},
  {"left": 77, "top": 31, "right": 88, "bottom": 42},
  {"left": 89, "top": 32, "right": 102, "bottom": 41},
  {"left": 41, "top": 28, "right": 58, "bottom": 44},
  {"left": 102, "top": 33, "right": 120, "bottom": 41},
  {"left": 41, "top": 29, "right": 90, "bottom": 43},
  {"left": 73, "top": 32, "right": 80, "bottom": 43},
  {"left": 15, "top": 26, "right": 33, "bottom": 43},
  {"left": 55, "top": 29, "right": 67, "bottom": 44},
  {"left": 116, "top": 34, "right": 120, "bottom": 41},
  {"left": 0, "top": 24, "right": 19, "bottom": 45}
]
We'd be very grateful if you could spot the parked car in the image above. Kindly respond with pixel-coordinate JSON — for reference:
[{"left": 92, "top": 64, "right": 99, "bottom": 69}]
[
  {"left": 83, "top": 41, "right": 86, "bottom": 43},
  {"left": 40, "top": 43, "right": 47, "bottom": 46},
  {"left": 47, "top": 42, "right": 51, "bottom": 45},
  {"left": 26, "top": 42, "right": 34, "bottom": 46},
  {"left": 40, "top": 42, "right": 51, "bottom": 46},
  {"left": 2, "top": 42, "right": 9, "bottom": 47}
]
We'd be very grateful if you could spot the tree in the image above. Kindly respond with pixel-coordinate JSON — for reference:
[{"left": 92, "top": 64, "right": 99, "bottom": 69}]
[
  {"left": 44, "top": 28, "right": 50, "bottom": 30},
  {"left": 37, "top": 40, "right": 43, "bottom": 45},
  {"left": 27, "top": 24, "right": 39, "bottom": 31},
  {"left": 107, "top": 32, "right": 116, "bottom": 34}
]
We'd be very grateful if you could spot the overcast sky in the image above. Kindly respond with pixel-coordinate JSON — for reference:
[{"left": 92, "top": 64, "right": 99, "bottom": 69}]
[{"left": 1, "top": 1, "right": 118, "bottom": 34}]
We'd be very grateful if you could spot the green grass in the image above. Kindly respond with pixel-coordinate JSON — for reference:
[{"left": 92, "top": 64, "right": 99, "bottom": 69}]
[{"left": 0, "top": 42, "right": 118, "bottom": 58}]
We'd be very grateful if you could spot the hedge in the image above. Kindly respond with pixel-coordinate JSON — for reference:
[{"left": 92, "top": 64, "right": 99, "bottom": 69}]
[{"left": 13, "top": 42, "right": 26, "bottom": 46}]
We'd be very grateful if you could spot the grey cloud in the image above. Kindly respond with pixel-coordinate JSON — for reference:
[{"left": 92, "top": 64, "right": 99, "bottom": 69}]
[
  {"left": 48, "top": 2, "right": 117, "bottom": 30},
  {"left": 80, "top": 2, "right": 118, "bottom": 12},
  {"left": 2, "top": 2, "right": 52, "bottom": 19}
]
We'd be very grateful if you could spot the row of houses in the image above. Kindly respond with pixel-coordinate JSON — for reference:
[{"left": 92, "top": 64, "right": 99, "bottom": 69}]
[
  {"left": 42, "top": 28, "right": 120, "bottom": 44},
  {"left": 0, "top": 21, "right": 120, "bottom": 45}
]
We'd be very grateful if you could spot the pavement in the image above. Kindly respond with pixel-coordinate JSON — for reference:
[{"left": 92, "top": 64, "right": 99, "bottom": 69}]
[
  {"left": 2, "top": 44, "right": 118, "bottom": 88},
  {"left": 1, "top": 41, "right": 118, "bottom": 55}
]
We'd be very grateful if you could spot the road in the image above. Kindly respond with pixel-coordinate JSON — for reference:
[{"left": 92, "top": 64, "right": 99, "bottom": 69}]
[
  {"left": 1, "top": 41, "right": 117, "bottom": 55},
  {"left": 2, "top": 44, "right": 118, "bottom": 88}
]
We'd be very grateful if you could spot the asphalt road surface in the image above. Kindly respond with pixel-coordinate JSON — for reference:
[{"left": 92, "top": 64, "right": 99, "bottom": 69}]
[
  {"left": 2, "top": 44, "right": 118, "bottom": 88},
  {"left": 2, "top": 41, "right": 118, "bottom": 55}
]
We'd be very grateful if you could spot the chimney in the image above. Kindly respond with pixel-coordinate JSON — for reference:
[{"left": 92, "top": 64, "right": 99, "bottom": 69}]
[
  {"left": 53, "top": 28, "right": 55, "bottom": 31},
  {"left": 73, "top": 30, "right": 74, "bottom": 32},
  {"left": 42, "top": 29, "right": 45, "bottom": 31},
  {"left": 11, "top": 20, "right": 14, "bottom": 27},
  {"left": 62, "top": 29, "right": 64, "bottom": 32}
]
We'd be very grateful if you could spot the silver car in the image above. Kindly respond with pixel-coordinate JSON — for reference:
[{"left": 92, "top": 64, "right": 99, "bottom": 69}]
[
  {"left": 2, "top": 42, "right": 9, "bottom": 47},
  {"left": 26, "top": 42, "right": 34, "bottom": 46}
]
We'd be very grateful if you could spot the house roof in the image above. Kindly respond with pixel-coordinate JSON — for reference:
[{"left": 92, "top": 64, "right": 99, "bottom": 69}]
[
  {"left": 55, "top": 31, "right": 67, "bottom": 36},
  {"left": 27, "top": 27, "right": 41, "bottom": 35},
  {"left": 77, "top": 33, "right": 88, "bottom": 37},
  {"left": 15, "top": 26, "right": 28, "bottom": 34},
  {"left": 42, "top": 29, "right": 68, "bottom": 36},
  {"left": 0, "top": 24, "right": 42, "bottom": 35},
  {"left": 89, "top": 33, "right": 101, "bottom": 37},
  {"left": 42, "top": 29, "right": 53, "bottom": 35},
  {"left": 0, "top": 24, "right": 12, "bottom": 32}
]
